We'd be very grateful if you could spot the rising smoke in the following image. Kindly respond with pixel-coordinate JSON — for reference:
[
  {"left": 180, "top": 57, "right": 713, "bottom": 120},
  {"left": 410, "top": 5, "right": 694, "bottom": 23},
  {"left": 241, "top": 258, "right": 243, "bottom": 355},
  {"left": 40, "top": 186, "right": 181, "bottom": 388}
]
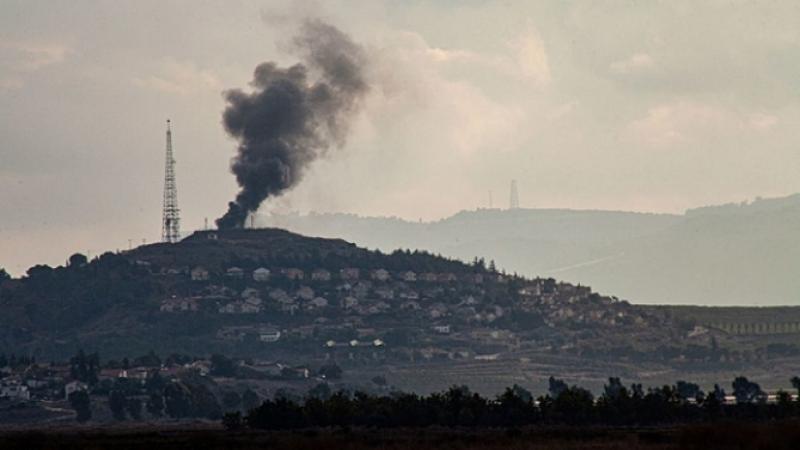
[{"left": 216, "top": 20, "right": 369, "bottom": 229}]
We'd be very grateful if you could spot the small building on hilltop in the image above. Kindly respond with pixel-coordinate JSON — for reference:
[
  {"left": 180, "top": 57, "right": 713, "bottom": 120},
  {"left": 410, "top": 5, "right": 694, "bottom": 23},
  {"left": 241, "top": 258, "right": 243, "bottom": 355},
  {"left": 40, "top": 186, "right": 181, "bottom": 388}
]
[
  {"left": 282, "top": 268, "right": 305, "bottom": 280},
  {"left": 226, "top": 267, "right": 244, "bottom": 279},
  {"left": 191, "top": 266, "right": 210, "bottom": 281},
  {"left": 0, "top": 380, "right": 30, "bottom": 401},
  {"left": 311, "top": 269, "right": 332, "bottom": 281},
  {"left": 296, "top": 286, "right": 315, "bottom": 301},
  {"left": 400, "top": 271, "right": 417, "bottom": 282},
  {"left": 340, "top": 268, "right": 360, "bottom": 281},
  {"left": 259, "top": 328, "right": 281, "bottom": 343},
  {"left": 371, "top": 269, "right": 391, "bottom": 282},
  {"left": 419, "top": 272, "right": 438, "bottom": 282},
  {"left": 252, "top": 267, "right": 271, "bottom": 282}
]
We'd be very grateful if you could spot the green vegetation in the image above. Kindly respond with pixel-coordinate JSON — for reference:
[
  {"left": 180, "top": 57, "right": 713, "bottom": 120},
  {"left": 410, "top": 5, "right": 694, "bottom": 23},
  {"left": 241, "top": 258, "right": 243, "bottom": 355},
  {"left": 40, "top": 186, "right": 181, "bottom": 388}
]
[{"left": 241, "top": 376, "right": 798, "bottom": 430}]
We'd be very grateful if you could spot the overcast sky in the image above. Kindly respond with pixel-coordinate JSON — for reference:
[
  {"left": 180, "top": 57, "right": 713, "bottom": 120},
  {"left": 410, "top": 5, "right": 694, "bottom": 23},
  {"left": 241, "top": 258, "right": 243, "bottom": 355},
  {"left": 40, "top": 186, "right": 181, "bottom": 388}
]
[{"left": 2, "top": 0, "right": 800, "bottom": 274}]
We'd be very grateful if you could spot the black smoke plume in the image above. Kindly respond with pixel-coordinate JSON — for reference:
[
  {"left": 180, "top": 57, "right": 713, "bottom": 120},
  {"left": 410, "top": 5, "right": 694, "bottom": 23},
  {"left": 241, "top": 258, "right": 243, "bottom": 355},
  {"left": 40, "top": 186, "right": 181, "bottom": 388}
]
[{"left": 216, "top": 20, "right": 369, "bottom": 229}]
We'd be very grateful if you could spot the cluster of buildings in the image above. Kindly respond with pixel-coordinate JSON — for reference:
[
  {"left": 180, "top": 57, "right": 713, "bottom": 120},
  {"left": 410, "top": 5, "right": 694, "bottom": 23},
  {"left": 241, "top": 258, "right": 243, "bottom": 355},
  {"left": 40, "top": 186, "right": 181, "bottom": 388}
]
[
  {"left": 152, "top": 261, "right": 659, "bottom": 364},
  {"left": 160, "top": 266, "right": 505, "bottom": 318}
]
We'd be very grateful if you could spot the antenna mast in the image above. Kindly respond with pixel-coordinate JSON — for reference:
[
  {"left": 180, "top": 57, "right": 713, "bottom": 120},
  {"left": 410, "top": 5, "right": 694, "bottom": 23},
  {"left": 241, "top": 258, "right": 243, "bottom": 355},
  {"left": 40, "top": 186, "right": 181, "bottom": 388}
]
[
  {"left": 162, "top": 119, "right": 181, "bottom": 243},
  {"left": 509, "top": 179, "right": 519, "bottom": 210}
]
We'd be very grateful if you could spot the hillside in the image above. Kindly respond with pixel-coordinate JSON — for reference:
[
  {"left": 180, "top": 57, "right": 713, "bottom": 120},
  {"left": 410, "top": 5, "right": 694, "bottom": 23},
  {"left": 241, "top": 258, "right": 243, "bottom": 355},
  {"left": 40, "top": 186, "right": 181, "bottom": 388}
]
[
  {"left": 3, "top": 228, "right": 800, "bottom": 393},
  {"left": 265, "top": 193, "right": 800, "bottom": 305}
]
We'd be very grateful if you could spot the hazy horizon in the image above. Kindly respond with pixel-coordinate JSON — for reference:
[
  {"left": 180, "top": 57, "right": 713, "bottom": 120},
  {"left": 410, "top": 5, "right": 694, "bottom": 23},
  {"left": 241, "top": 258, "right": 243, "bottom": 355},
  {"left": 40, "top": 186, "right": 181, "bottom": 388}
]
[{"left": 1, "top": 191, "right": 792, "bottom": 276}]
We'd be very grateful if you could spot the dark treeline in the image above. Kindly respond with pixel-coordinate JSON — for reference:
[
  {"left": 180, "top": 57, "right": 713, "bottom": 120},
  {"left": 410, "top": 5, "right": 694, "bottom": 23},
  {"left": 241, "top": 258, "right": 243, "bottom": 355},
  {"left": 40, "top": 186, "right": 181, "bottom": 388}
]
[{"left": 231, "top": 376, "right": 800, "bottom": 430}]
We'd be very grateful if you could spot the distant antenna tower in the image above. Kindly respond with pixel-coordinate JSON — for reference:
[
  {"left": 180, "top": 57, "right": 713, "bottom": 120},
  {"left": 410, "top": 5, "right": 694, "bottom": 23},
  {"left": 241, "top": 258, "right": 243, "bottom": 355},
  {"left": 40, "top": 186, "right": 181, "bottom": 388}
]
[
  {"left": 509, "top": 179, "right": 519, "bottom": 210},
  {"left": 161, "top": 119, "right": 181, "bottom": 243}
]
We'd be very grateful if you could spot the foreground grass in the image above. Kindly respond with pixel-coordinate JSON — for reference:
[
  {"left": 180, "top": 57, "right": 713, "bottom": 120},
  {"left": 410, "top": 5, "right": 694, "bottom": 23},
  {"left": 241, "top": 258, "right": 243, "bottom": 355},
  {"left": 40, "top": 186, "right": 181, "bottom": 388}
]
[{"left": 1, "top": 421, "right": 799, "bottom": 450}]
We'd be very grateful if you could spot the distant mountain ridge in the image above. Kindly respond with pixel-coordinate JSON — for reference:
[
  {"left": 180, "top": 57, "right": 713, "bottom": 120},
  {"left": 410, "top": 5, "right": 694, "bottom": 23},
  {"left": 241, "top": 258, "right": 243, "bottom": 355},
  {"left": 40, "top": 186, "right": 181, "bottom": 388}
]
[{"left": 264, "top": 194, "right": 800, "bottom": 306}]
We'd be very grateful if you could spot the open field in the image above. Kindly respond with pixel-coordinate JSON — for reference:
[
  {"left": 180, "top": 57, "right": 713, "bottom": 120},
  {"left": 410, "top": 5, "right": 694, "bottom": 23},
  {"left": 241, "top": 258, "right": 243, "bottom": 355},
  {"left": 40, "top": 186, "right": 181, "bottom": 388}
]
[{"left": 2, "top": 421, "right": 800, "bottom": 450}]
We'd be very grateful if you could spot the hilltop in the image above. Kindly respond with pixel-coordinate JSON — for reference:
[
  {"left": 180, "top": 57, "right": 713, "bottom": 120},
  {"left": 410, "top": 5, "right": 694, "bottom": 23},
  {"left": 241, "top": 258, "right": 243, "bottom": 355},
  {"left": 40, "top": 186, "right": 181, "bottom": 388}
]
[
  {"left": 266, "top": 193, "right": 800, "bottom": 305},
  {"left": 2, "top": 227, "right": 800, "bottom": 394}
]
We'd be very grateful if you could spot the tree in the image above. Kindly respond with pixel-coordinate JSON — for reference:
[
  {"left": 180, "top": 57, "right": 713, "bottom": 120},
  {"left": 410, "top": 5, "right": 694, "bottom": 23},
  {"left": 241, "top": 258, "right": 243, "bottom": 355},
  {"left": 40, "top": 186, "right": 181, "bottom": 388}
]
[
  {"left": 70, "top": 350, "right": 100, "bottom": 385},
  {"left": 164, "top": 383, "right": 192, "bottom": 418},
  {"left": 68, "top": 253, "right": 88, "bottom": 268},
  {"left": 222, "top": 390, "right": 242, "bottom": 410},
  {"left": 548, "top": 376, "right": 568, "bottom": 398},
  {"left": 126, "top": 397, "right": 143, "bottom": 420},
  {"left": 0, "top": 268, "right": 10, "bottom": 283},
  {"left": 676, "top": 380, "right": 704, "bottom": 402},
  {"left": 790, "top": 376, "right": 800, "bottom": 398},
  {"left": 732, "top": 376, "right": 766, "bottom": 404},
  {"left": 549, "top": 386, "right": 595, "bottom": 424},
  {"left": 508, "top": 384, "right": 533, "bottom": 403},
  {"left": 222, "top": 411, "right": 243, "bottom": 430},
  {"left": 144, "top": 370, "right": 166, "bottom": 394},
  {"left": 318, "top": 363, "right": 343, "bottom": 380},
  {"left": 210, "top": 354, "right": 237, "bottom": 377},
  {"left": 776, "top": 390, "right": 794, "bottom": 417},
  {"left": 307, "top": 383, "right": 332, "bottom": 400},
  {"left": 109, "top": 390, "right": 128, "bottom": 420},
  {"left": 241, "top": 389, "right": 260, "bottom": 411},
  {"left": 711, "top": 384, "right": 726, "bottom": 401},
  {"left": 69, "top": 391, "right": 92, "bottom": 423},
  {"left": 134, "top": 351, "right": 161, "bottom": 368},
  {"left": 26, "top": 264, "right": 53, "bottom": 279},
  {"left": 146, "top": 393, "right": 164, "bottom": 418},
  {"left": 702, "top": 389, "right": 723, "bottom": 418},
  {"left": 603, "top": 377, "right": 627, "bottom": 401}
]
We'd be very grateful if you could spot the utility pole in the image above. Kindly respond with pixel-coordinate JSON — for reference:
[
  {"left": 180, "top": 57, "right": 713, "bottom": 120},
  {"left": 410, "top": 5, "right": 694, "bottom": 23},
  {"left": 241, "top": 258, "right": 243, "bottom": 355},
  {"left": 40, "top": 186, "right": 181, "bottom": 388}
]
[{"left": 161, "top": 119, "right": 181, "bottom": 243}]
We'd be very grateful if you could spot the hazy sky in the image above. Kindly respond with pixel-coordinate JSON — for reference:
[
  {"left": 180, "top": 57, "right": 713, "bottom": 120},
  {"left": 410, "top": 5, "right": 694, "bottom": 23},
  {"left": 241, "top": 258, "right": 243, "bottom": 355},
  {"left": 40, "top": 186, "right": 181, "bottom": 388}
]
[{"left": 2, "top": 0, "right": 800, "bottom": 274}]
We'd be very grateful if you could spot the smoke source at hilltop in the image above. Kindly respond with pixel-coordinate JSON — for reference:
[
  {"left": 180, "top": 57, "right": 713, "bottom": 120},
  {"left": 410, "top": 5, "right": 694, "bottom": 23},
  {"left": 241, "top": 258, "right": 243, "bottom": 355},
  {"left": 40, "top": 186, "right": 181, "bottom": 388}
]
[{"left": 216, "top": 20, "right": 369, "bottom": 229}]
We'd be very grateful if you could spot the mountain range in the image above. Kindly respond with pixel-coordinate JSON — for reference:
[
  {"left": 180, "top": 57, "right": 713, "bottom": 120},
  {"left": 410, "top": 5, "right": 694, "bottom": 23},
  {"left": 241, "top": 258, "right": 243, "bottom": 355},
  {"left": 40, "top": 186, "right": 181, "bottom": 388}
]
[{"left": 264, "top": 193, "right": 800, "bottom": 306}]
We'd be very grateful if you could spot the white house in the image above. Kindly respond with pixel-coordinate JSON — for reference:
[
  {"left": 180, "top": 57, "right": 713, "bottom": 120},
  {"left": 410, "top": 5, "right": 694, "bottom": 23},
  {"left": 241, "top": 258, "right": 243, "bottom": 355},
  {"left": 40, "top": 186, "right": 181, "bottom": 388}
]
[
  {"left": 160, "top": 297, "right": 199, "bottom": 312},
  {"left": 371, "top": 269, "right": 391, "bottom": 282},
  {"left": 419, "top": 272, "right": 438, "bottom": 282},
  {"left": 191, "top": 266, "right": 209, "bottom": 281},
  {"left": 64, "top": 380, "right": 87, "bottom": 399},
  {"left": 252, "top": 267, "right": 270, "bottom": 282},
  {"left": 282, "top": 268, "right": 305, "bottom": 280},
  {"left": 259, "top": 329, "right": 281, "bottom": 342},
  {"left": 244, "top": 296, "right": 263, "bottom": 307},
  {"left": 341, "top": 296, "right": 359, "bottom": 309},
  {"left": 241, "top": 288, "right": 261, "bottom": 300},
  {"left": 311, "top": 269, "right": 332, "bottom": 281},
  {"left": 340, "top": 268, "right": 360, "bottom": 281},
  {"left": 400, "top": 301, "right": 421, "bottom": 311},
  {"left": 400, "top": 271, "right": 417, "bottom": 282},
  {"left": 296, "top": 286, "right": 315, "bottom": 301},
  {"left": 0, "top": 381, "right": 30, "bottom": 401},
  {"left": 218, "top": 302, "right": 239, "bottom": 314},
  {"left": 226, "top": 267, "right": 244, "bottom": 279},
  {"left": 375, "top": 287, "right": 395, "bottom": 300},
  {"left": 433, "top": 324, "right": 451, "bottom": 334},
  {"left": 269, "top": 289, "right": 291, "bottom": 302},
  {"left": 309, "top": 297, "right": 329, "bottom": 308},
  {"left": 437, "top": 273, "right": 457, "bottom": 282}
]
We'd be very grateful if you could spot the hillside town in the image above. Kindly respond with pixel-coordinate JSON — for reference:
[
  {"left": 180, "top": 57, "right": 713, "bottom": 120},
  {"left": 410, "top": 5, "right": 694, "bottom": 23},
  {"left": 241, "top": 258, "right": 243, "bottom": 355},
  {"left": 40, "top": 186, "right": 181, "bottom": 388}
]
[
  {"left": 3, "top": 228, "right": 798, "bottom": 412},
  {"left": 149, "top": 256, "right": 673, "bottom": 363}
]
